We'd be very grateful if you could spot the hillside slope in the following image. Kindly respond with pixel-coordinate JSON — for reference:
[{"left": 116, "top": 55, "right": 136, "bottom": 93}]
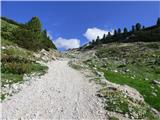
[
  {"left": 1, "top": 17, "right": 58, "bottom": 100},
  {"left": 66, "top": 21, "right": 160, "bottom": 119},
  {"left": 1, "top": 17, "right": 57, "bottom": 51},
  {"left": 81, "top": 21, "right": 160, "bottom": 50}
]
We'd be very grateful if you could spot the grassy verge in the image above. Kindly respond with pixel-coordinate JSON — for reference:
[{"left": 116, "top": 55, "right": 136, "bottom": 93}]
[
  {"left": 93, "top": 42, "right": 160, "bottom": 111},
  {"left": 102, "top": 69, "right": 160, "bottom": 111},
  {"left": 82, "top": 42, "right": 160, "bottom": 119},
  {"left": 1, "top": 43, "right": 48, "bottom": 100}
]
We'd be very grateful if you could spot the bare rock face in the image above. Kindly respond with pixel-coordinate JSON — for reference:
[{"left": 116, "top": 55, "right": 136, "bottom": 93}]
[{"left": 33, "top": 49, "right": 60, "bottom": 62}]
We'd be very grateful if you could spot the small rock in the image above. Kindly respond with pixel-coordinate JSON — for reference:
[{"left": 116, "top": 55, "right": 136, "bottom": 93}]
[
  {"left": 125, "top": 113, "right": 129, "bottom": 118},
  {"left": 1, "top": 46, "right": 6, "bottom": 50},
  {"left": 113, "top": 70, "right": 118, "bottom": 73},
  {"left": 151, "top": 108, "right": 159, "bottom": 115},
  {"left": 131, "top": 116, "right": 134, "bottom": 119},
  {"left": 95, "top": 71, "right": 104, "bottom": 77},
  {"left": 152, "top": 80, "right": 160, "bottom": 85},
  {"left": 12, "top": 84, "right": 19, "bottom": 90},
  {"left": 144, "top": 78, "right": 149, "bottom": 81},
  {"left": 151, "top": 92, "right": 157, "bottom": 97},
  {"left": 100, "top": 79, "right": 107, "bottom": 85}
]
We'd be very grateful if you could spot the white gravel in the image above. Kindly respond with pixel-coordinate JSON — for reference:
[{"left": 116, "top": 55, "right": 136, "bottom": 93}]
[{"left": 2, "top": 60, "right": 107, "bottom": 120}]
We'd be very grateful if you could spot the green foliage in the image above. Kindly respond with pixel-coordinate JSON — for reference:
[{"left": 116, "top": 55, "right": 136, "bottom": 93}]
[
  {"left": 85, "top": 18, "right": 160, "bottom": 50},
  {"left": 1, "top": 46, "right": 48, "bottom": 89},
  {"left": 132, "top": 25, "right": 135, "bottom": 32},
  {"left": 94, "top": 42, "right": 160, "bottom": 111},
  {"left": 26, "top": 16, "right": 42, "bottom": 32},
  {"left": 136, "top": 23, "right": 141, "bottom": 31},
  {"left": 103, "top": 70, "right": 160, "bottom": 111},
  {"left": 109, "top": 116, "right": 119, "bottom": 120},
  {"left": 1, "top": 16, "right": 24, "bottom": 27},
  {"left": 156, "top": 17, "right": 160, "bottom": 26},
  {"left": 124, "top": 27, "right": 128, "bottom": 34},
  {"left": 114, "top": 29, "right": 117, "bottom": 36},
  {"left": 1, "top": 17, "right": 57, "bottom": 51},
  {"left": 1, "top": 73, "right": 23, "bottom": 87},
  {"left": 108, "top": 32, "right": 111, "bottom": 37},
  {"left": 100, "top": 86, "right": 151, "bottom": 119},
  {"left": 118, "top": 28, "right": 121, "bottom": 34}
]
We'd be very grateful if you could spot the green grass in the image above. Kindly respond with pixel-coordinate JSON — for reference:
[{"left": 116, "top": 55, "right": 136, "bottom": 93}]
[
  {"left": 1, "top": 37, "right": 17, "bottom": 46},
  {"left": 1, "top": 45, "right": 34, "bottom": 59},
  {"left": 1, "top": 73, "right": 23, "bottom": 87},
  {"left": 108, "top": 116, "right": 119, "bottom": 120},
  {"left": 1, "top": 19, "right": 18, "bottom": 32},
  {"left": 30, "top": 63, "right": 48, "bottom": 75},
  {"left": 91, "top": 42, "right": 160, "bottom": 111},
  {"left": 1, "top": 43, "right": 48, "bottom": 100},
  {"left": 102, "top": 70, "right": 160, "bottom": 111}
]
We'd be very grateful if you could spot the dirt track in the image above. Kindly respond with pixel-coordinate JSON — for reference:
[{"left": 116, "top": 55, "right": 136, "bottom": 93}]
[{"left": 2, "top": 60, "right": 106, "bottom": 120}]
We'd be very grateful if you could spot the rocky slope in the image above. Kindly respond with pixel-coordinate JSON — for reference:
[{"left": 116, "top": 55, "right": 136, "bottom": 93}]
[{"left": 66, "top": 42, "right": 160, "bottom": 120}]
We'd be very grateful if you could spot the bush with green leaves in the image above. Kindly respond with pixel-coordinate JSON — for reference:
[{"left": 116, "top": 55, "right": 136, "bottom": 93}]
[{"left": 1, "top": 16, "right": 57, "bottom": 51}]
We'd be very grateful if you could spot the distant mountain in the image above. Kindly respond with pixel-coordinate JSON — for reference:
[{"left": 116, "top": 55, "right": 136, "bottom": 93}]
[
  {"left": 81, "top": 18, "right": 160, "bottom": 50},
  {"left": 1, "top": 16, "right": 57, "bottom": 51}
]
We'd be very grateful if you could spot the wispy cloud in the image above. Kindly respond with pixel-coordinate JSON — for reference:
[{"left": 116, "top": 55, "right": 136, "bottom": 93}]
[
  {"left": 47, "top": 31, "right": 53, "bottom": 40},
  {"left": 84, "top": 27, "right": 113, "bottom": 41},
  {"left": 54, "top": 37, "right": 80, "bottom": 50}
]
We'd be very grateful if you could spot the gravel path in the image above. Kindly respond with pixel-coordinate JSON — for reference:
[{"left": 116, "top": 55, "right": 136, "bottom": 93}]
[{"left": 2, "top": 60, "right": 107, "bottom": 120}]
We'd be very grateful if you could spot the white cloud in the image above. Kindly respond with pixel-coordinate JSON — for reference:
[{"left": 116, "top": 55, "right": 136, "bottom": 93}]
[
  {"left": 47, "top": 31, "right": 53, "bottom": 40},
  {"left": 84, "top": 27, "right": 113, "bottom": 41},
  {"left": 54, "top": 37, "right": 80, "bottom": 50}
]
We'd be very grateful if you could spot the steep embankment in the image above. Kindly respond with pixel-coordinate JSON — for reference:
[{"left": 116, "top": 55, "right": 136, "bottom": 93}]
[
  {"left": 1, "top": 17, "right": 58, "bottom": 100},
  {"left": 2, "top": 60, "right": 106, "bottom": 120}
]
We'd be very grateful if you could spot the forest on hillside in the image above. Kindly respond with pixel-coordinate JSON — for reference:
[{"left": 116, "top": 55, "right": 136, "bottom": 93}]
[
  {"left": 83, "top": 18, "right": 160, "bottom": 50},
  {"left": 1, "top": 16, "right": 57, "bottom": 51}
]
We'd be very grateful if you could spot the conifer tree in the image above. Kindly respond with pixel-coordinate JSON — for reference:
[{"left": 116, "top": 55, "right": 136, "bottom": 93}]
[
  {"left": 102, "top": 34, "right": 106, "bottom": 39},
  {"left": 118, "top": 28, "right": 121, "bottom": 34},
  {"left": 108, "top": 32, "right": 111, "bottom": 37},
  {"left": 124, "top": 27, "right": 128, "bottom": 33},
  {"left": 157, "top": 17, "right": 160, "bottom": 26},
  {"left": 114, "top": 29, "right": 117, "bottom": 35},
  {"left": 27, "top": 16, "right": 42, "bottom": 32},
  {"left": 132, "top": 25, "right": 135, "bottom": 32},
  {"left": 135, "top": 23, "right": 141, "bottom": 31}
]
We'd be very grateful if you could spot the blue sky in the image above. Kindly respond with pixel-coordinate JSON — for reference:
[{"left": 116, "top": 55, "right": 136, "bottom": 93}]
[{"left": 2, "top": 1, "right": 160, "bottom": 50}]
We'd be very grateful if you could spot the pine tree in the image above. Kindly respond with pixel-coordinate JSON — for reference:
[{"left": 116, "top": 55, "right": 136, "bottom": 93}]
[
  {"left": 108, "top": 32, "right": 111, "bottom": 37},
  {"left": 157, "top": 17, "right": 160, "bottom": 26},
  {"left": 114, "top": 29, "right": 117, "bottom": 35},
  {"left": 102, "top": 34, "right": 106, "bottom": 39},
  {"left": 118, "top": 28, "right": 121, "bottom": 34},
  {"left": 135, "top": 23, "right": 141, "bottom": 31},
  {"left": 27, "top": 16, "right": 42, "bottom": 32},
  {"left": 132, "top": 25, "right": 135, "bottom": 32},
  {"left": 96, "top": 36, "right": 101, "bottom": 45},
  {"left": 124, "top": 27, "right": 128, "bottom": 33}
]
